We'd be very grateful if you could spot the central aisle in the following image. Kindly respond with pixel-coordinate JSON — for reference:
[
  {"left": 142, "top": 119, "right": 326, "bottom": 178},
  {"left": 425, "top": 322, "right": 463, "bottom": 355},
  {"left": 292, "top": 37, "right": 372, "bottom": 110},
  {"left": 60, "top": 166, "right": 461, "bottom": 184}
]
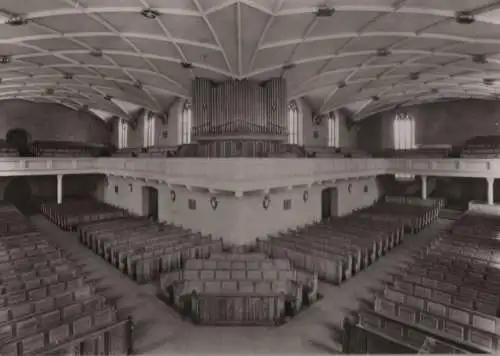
[{"left": 30, "top": 215, "right": 451, "bottom": 354}]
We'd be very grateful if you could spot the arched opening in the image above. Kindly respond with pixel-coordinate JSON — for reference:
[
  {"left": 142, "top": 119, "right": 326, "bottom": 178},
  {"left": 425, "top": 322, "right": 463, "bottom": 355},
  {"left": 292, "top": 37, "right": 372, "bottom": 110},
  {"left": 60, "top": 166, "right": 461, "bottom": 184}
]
[
  {"left": 5, "top": 128, "right": 31, "bottom": 156},
  {"left": 142, "top": 186, "right": 159, "bottom": 221},
  {"left": 4, "top": 177, "right": 35, "bottom": 215}
]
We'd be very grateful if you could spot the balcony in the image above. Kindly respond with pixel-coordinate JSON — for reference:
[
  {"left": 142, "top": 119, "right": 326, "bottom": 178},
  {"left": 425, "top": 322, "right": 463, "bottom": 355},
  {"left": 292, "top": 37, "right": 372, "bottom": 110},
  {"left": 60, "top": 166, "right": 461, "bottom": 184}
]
[
  {"left": 0, "top": 157, "right": 496, "bottom": 192},
  {"left": 386, "top": 158, "right": 497, "bottom": 178}
]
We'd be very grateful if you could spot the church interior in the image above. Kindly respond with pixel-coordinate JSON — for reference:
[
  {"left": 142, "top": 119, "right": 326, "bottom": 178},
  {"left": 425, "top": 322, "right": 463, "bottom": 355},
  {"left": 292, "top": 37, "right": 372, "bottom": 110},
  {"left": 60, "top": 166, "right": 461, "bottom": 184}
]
[{"left": 1, "top": 0, "right": 500, "bottom": 354}]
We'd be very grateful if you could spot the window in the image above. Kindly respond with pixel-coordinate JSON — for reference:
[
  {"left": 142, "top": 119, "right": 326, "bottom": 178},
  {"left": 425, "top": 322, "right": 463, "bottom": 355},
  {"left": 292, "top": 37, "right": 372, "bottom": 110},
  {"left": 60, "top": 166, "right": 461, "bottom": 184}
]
[
  {"left": 328, "top": 111, "right": 340, "bottom": 148},
  {"left": 118, "top": 119, "right": 128, "bottom": 149},
  {"left": 143, "top": 111, "right": 156, "bottom": 147},
  {"left": 288, "top": 101, "right": 299, "bottom": 145},
  {"left": 181, "top": 101, "right": 192, "bottom": 145},
  {"left": 188, "top": 198, "right": 196, "bottom": 210},
  {"left": 283, "top": 199, "right": 292, "bottom": 210},
  {"left": 393, "top": 113, "right": 415, "bottom": 150}
]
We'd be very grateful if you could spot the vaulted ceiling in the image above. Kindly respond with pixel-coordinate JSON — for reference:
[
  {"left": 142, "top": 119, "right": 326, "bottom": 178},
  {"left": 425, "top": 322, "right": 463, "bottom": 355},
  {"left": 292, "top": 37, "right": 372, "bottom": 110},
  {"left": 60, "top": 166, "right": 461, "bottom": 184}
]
[{"left": 1, "top": 0, "right": 500, "bottom": 120}]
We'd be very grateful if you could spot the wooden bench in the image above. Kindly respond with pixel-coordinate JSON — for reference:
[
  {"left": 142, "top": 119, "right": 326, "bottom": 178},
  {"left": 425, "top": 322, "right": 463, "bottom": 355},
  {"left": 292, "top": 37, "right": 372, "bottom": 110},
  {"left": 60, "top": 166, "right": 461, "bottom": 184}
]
[{"left": 0, "top": 202, "right": 133, "bottom": 355}]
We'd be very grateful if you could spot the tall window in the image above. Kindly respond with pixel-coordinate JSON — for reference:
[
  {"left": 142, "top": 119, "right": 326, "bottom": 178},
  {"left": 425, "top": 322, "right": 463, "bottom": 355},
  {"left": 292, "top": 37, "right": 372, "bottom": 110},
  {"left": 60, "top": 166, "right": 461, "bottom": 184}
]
[
  {"left": 288, "top": 100, "right": 299, "bottom": 145},
  {"left": 143, "top": 111, "right": 156, "bottom": 147},
  {"left": 328, "top": 111, "right": 340, "bottom": 148},
  {"left": 393, "top": 113, "right": 415, "bottom": 150},
  {"left": 118, "top": 119, "right": 128, "bottom": 149},
  {"left": 181, "top": 101, "right": 192, "bottom": 144}
]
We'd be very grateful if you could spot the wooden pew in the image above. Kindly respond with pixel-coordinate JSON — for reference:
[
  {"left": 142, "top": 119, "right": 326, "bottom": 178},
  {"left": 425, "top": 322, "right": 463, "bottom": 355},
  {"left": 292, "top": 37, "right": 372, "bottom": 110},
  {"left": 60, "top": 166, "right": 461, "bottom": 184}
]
[
  {"left": 0, "top": 202, "right": 133, "bottom": 356},
  {"left": 256, "top": 198, "right": 442, "bottom": 286},
  {"left": 77, "top": 215, "right": 223, "bottom": 283},
  {"left": 354, "top": 210, "right": 500, "bottom": 353}
]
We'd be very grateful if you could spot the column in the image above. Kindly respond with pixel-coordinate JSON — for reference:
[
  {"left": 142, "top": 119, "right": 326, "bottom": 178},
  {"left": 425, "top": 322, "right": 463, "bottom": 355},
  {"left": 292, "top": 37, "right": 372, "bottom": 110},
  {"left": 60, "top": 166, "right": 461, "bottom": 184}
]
[
  {"left": 57, "top": 174, "right": 63, "bottom": 205},
  {"left": 487, "top": 177, "right": 494, "bottom": 205},
  {"left": 421, "top": 175, "right": 427, "bottom": 200}
]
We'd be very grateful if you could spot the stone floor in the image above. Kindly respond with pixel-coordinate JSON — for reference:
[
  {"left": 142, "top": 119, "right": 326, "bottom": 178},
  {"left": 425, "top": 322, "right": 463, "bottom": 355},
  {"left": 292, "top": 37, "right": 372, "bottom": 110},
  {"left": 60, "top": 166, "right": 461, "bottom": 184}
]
[{"left": 30, "top": 216, "right": 452, "bottom": 354}]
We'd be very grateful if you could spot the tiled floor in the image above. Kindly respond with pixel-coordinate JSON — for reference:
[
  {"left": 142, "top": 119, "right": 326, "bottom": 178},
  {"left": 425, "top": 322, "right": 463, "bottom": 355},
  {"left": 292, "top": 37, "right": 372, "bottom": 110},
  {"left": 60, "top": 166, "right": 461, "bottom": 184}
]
[{"left": 30, "top": 216, "right": 452, "bottom": 354}]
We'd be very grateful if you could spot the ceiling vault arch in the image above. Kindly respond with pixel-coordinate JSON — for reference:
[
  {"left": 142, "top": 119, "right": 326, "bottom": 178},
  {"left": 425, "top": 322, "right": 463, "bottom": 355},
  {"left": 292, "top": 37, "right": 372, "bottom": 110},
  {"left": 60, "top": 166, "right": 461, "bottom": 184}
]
[{"left": 0, "top": 0, "right": 499, "bottom": 120}]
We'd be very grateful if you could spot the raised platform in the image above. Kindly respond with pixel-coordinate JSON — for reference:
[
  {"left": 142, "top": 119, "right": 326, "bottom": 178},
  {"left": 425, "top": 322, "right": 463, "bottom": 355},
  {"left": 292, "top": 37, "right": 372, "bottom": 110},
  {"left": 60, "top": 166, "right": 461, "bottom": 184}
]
[{"left": 160, "top": 253, "right": 318, "bottom": 326}]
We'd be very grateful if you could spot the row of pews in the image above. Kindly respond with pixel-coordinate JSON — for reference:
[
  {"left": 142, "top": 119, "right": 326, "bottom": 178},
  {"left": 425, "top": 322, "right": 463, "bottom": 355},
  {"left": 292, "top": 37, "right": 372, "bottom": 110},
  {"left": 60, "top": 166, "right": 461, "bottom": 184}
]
[
  {"left": 377, "top": 148, "right": 451, "bottom": 158},
  {"left": 41, "top": 199, "right": 223, "bottom": 284},
  {"left": 0, "top": 202, "right": 132, "bottom": 355},
  {"left": 40, "top": 199, "right": 128, "bottom": 231},
  {"left": 258, "top": 197, "right": 443, "bottom": 285},
  {"left": 461, "top": 147, "right": 500, "bottom": 158},
  {"left": 113, "top": 146, "right": 178, "bottom": 158},
  {"left": 160, "top": 253, "right": 319, "bottom": 325},
  {"left": 353, "top": 211, "right": 500, "bottom": 353},
  {"left": 0, "top": 140, "right": 18, "bottom": 157},
  {"left": 303, "top": 146, "right": 371, "bottom": 158},
  {"left": 32, "top": 141, "right": 107, "bottom": 158}
]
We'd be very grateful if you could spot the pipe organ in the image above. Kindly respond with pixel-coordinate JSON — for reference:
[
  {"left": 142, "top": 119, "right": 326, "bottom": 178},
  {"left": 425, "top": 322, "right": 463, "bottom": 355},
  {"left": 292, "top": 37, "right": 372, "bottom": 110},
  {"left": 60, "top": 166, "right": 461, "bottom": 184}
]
[{"left": 190, "top": 78, "right": 290, "bottom": 157}]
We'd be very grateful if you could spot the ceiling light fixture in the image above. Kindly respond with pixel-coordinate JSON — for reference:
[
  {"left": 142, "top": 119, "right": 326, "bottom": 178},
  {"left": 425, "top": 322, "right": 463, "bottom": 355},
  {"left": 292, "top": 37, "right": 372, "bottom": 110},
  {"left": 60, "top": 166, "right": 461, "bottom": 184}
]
[
  {"left": 104, "top": 95, "right": 112, "bottom": 101},
  {"left": 376, "top": 48, "right": 391, "bottom": 57},
  {"left": 314, "top": 6, "right": 335, "bottom": 17},
  {"left": 455, "top": 11, "right": 475, "bottom": 24},
  {"left": 371, "top": 95, "right": 380, "bottom": 101},
  {"left": 484, "top": 78, "right": 495, "bottom": 85},
  {"left": 90, "top": 49, "right": 103, "bottom": 57},
  {"left": 0, "top": 55, "right": 12, "bottom": 64},
  {"left": 181, "top": 62, "right": 193, "bottom": 69},
  {"left": 64, "top": 73, "right": 73, "bottom": 80},
  {"left": 134, "top": 81, "right": 143, "bottom": 89},
  {"left": 6, "top": 15, "right": 28, "bottom": 26},
  {"left": 337, "top": 81, "right": 347, "bottom": 89},
  {"left": 472, "top": 54, "right": 487, "bottom": 64},
  {"left": 141, "top": 8, "right": 160, "bottom": 19}
]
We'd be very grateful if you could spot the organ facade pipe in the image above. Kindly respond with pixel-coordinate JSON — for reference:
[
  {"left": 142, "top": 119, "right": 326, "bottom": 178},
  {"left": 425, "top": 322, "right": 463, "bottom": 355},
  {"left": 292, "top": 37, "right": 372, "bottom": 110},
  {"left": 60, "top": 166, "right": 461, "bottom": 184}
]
[{"left": 191, "top": 78, "right": 288, "bottom": 137}]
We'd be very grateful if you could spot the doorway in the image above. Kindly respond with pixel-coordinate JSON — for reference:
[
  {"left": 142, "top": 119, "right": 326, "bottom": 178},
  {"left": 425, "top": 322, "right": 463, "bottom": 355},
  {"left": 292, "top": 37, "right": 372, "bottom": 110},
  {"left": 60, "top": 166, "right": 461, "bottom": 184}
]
[
  {"left": 321, "top": 187, "right": 338, "bottom": 220},
  {"left": 142, "top": 186, "right": 159, "bottom": 221},
  {"left": 4, "top": 177, "right": 35, "bottom": 215},
  {"left": 321, "top": 188, "right": 331, "bottom": 220},
  {"left": 5, "top": 128, "right": 31, "bottom": 156}
]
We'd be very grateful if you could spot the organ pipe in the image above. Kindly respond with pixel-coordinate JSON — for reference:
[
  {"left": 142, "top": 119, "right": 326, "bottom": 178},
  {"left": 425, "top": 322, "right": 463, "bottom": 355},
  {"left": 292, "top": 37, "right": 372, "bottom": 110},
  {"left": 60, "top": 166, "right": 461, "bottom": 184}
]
[{"left": 192, "top": 78, "right": 287, "bottom": 137}]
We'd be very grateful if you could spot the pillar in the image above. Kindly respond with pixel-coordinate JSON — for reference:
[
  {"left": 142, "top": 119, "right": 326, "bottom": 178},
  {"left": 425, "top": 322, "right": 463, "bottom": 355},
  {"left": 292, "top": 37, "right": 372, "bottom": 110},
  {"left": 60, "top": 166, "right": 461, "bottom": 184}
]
[
  {"left": 57, "top": 174, "right": 63, "bottom": 205},
  {"left": 487, "top": 177, "right": 494, "bottom": 205},
  {"left": 421, "top": 175, "right": 427, "bottom": 200}
]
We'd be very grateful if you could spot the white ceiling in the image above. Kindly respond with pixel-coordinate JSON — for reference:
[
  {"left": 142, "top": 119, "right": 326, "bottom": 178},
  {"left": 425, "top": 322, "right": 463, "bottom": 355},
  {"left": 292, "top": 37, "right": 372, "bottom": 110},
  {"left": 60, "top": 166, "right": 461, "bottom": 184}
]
[{"left": 1, "top": 0, "right": 500, "bottom": 120}]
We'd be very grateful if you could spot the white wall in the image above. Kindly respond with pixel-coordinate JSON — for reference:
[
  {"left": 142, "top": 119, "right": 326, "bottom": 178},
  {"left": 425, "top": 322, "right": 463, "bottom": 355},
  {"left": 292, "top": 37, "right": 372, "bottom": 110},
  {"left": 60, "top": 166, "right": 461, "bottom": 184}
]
[
  {"left": 99, "top": 175, "right": 383, "bottom": 246},
  {"left": 334, "top": 178, "right": 382, "bottom": 216},
  {"left": 301, "top": 98, "right": 358, "bottom": 148},
  {"left": 112, "top": 99, "right": 181, "bottom": 148}
]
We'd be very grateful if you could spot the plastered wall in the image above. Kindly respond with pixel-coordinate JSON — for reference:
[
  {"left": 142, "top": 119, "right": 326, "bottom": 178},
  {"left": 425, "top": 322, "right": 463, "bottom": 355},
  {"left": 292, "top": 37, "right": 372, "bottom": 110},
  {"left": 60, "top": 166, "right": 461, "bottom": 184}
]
[
  {"left": 99, "top": 175, "right": 382, "bottom": 245},
  {"left": 0, "top": 100, "right": 110, "bottom": 144},
  {"left": 357, "top": 99, "right": 500, "bottom": 151}
]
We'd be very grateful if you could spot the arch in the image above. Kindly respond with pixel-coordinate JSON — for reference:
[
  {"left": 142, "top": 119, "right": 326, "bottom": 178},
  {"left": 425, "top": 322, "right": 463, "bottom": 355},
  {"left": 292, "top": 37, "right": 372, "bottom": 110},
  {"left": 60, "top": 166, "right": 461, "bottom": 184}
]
[
  {"left": 5, "top": 128, "right": 32, "bottom": 154},
  {"left": 4, "top": 177, "right": 35, "bottom": 215}
]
